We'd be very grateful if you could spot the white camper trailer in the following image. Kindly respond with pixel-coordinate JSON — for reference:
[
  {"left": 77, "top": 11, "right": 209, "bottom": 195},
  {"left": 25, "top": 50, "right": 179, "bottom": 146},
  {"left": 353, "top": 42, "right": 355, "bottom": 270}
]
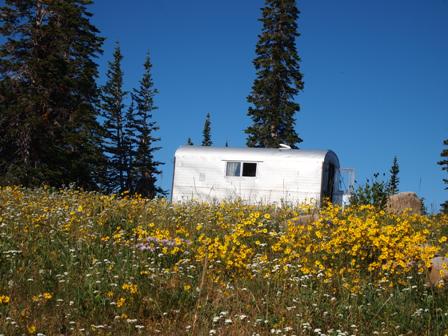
[{"left": 171, "top": 146, "right": 343, "bottom": 205}]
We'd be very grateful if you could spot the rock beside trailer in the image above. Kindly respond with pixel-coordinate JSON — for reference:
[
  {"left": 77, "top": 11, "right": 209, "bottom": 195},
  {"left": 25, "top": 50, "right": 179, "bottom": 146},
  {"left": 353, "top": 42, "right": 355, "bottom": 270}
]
[{"left": 386, "top": 192, "right": 423, "bottom": 215}]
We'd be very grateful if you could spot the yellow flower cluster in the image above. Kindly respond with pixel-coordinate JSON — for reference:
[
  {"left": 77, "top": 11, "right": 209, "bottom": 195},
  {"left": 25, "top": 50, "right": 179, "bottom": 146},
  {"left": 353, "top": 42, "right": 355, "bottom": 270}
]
[
  {"left": 0, "top": 295, "right": 10, "bottom": 304},
  {"left": 27, "top": 324, "right": 36, "bottom": 334},
  {"left": 116, "top": 297, "right": 126, "bottom": 308},
  {"left": 194, "top": 210, "right": 279, "bottom": 280},
  {"left": 122, "top": 283, "right": 138, "bottom": 294},
  {"left": 32, "top": 292, "right": 53, "bottom": 302},
  {"left": 272, "top": 204, "right": 442, "bottom": 286}
]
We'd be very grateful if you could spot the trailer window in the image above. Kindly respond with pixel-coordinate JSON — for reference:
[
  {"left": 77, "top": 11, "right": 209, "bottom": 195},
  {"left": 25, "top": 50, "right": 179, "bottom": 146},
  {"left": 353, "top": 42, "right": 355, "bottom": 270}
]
[
  {"left": 242, "top": 162, "right": 257, "bottom": 177},
  {"left": 226, "top": 161, "right": 257, "bottom": 177},
  {"left": 226, "top": 162, "right": 241, "bottom": 176}
]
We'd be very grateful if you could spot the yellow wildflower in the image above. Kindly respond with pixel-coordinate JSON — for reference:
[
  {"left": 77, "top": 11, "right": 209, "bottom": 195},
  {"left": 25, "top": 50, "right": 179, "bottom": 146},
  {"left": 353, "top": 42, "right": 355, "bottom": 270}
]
[
  {"left": 116, "top": 297, "right": 126, "bottom": 308},
  {"left": 0, "top": 295, "right": 10, "bottom": 304},
  {"left": 122, "top": 283, "right": 138, "bottom": 294},
  {"left": 43, "top": 292, "right": 52, "bottom": 300},
  {"left": 27, "top": 325, "right": 37, "bottom": 334}
]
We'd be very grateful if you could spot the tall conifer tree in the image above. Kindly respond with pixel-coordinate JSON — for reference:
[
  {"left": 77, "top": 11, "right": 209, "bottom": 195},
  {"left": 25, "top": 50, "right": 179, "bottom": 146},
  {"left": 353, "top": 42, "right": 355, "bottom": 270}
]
[
  {"left": 245, "top": 0, "right": 304, "bottom": 148},
  {"left": 388, "top": 156, "right": 400, "bottom": 195},
  {"left": 100, "top": 43, "right": 127, "bottom": 193},
  {"left": 131, "top": 53, "right": 164, "bottom": 198},
  {"left": 0, "top": 0, "right": 104, "bottom": 188},
  {"left": 202, "top": 113, "right": 212, "bottom": 146},
  {"left": 438, "top": 139, "right": 448, "bottom": 213},
  {"left": 124, "top": 99, "right": 137, "bottom": 192}
]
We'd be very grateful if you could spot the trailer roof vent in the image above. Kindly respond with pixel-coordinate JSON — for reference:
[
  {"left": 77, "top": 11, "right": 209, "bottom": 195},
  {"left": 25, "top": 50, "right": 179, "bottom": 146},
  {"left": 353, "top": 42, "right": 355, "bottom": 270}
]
[{"left": 279, "top": 144, "right": 291, "bottom": 150}]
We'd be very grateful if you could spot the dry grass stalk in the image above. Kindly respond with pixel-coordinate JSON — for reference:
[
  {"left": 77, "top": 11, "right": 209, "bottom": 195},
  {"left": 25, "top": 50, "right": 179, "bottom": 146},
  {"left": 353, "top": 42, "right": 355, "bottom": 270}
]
[{"left": 191, "top": 253, "right": 208, "bottom": 334}]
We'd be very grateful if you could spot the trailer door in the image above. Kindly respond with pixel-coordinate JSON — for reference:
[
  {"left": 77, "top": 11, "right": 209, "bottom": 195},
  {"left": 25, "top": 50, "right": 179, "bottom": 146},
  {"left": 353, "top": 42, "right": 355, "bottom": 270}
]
[{"left": 323, "top": 163, "right": 336, "bottom": 202}]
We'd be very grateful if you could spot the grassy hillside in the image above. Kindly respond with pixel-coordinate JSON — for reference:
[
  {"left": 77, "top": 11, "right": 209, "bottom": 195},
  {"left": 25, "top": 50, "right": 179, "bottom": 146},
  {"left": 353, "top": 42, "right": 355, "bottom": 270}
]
[{"left": 1, "top": 186, "right": 448, "bottom": 335}]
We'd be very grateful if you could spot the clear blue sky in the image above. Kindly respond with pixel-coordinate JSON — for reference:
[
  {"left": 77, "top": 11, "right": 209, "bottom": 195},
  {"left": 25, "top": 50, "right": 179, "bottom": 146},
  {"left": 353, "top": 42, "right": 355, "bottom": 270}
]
[{"left": 89, "top": 0, "right": 448, "bottom": 211}]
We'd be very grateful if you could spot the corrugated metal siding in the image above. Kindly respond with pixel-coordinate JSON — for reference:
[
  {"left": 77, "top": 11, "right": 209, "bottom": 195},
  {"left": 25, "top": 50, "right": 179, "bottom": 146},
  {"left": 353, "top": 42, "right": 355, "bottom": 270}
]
[{"left": 172, "top": 146, "right": 341, "bottom": 205}]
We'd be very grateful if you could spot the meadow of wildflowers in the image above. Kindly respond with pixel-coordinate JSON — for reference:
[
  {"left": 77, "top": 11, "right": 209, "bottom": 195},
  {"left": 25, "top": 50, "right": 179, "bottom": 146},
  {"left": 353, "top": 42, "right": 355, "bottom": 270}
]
[{"left": 1, "top": 186, "right": 448, "bottom": 335}]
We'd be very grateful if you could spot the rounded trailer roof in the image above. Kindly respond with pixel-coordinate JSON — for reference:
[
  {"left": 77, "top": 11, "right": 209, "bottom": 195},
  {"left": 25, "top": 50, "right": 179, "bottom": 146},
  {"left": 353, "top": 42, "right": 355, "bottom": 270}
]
[{"left": 175, "top": 146, "right": 339, "bottom": 166}]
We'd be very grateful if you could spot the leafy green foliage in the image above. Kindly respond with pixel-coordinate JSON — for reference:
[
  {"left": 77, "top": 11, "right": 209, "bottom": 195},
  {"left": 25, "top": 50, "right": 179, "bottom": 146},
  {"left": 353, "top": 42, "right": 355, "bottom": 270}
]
[
  {"left": 0, "top": 0, "right": 104, "bottom": 189},
  {"left": 352, "top": 157, "right": 402, "bottom": 210},
  {"left": 201, "top": 113, "right": 212, "bottom": 146},
  {"left": 350, "top": 173, "right": 389, "bottom": 209},
  {"left": 245, "top": 0, "right": 304, "bottom": 148},
  {"left": 441, "top": 201, "right": 448, "bottom": 214}
]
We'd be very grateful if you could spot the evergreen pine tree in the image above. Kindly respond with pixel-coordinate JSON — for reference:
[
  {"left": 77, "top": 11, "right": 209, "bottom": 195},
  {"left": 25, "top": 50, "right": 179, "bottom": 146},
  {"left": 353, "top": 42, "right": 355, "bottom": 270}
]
[
  {"left": 0, "top": 0, "right": 104, "bottom": 188},
  {"left": 388, "top": 156, "right": 400, "bottom": 195},
  {"left": 245, "top": 0, "right": 304, "bottom": 148},
  {"left": 186, "top": 138, "right": 194, "bottom": 146},
  {"left": 438, "top": 139, "right": 448, "bottom": 213},
  {"left": 100, "top": 43, "right": 127, "bottom": 193},
  {"left": 124, "top": 99, "right": 137, "bottom": 192},
  {"left": 132, "top": 52, "right": 164, "bottom": 198},
  {"left": 202, "top": 113, "right": 212, "bottom": 146}
]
